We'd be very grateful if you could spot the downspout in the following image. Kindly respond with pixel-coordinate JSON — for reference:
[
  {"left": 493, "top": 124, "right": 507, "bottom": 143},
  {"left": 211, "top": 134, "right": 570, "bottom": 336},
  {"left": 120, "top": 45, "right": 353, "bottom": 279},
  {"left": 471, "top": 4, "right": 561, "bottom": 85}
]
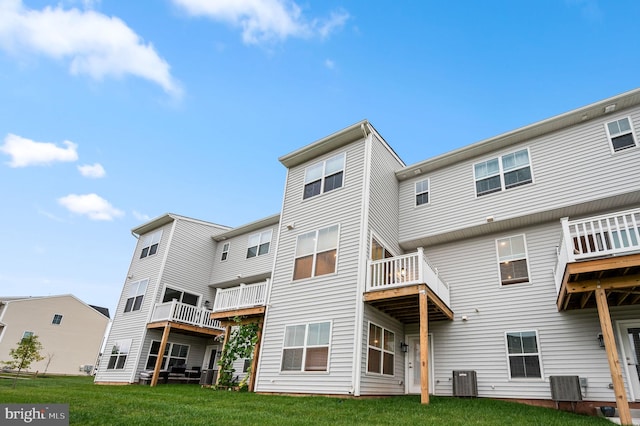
[{"left": 352, "top": 124, "right": 372, "bottom": 396}]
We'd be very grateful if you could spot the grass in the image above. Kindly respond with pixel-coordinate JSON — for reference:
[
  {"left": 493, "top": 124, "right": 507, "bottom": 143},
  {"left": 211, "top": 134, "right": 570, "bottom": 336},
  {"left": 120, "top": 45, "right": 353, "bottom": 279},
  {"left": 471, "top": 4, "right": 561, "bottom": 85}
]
[{"left": 0, "top": 376, "right": 612, "bottom": 425}]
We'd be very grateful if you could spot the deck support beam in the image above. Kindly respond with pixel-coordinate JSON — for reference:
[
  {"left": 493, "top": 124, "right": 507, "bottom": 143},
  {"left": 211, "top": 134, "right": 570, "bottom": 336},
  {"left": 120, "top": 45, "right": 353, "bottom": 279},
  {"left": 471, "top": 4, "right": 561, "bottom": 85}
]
[
  {"left": 215, "top": 324, "right": 232, "bottom": 387},
  {"left": 595, "top": 287, "right": 632, "bottom": 426},
  {"left": 418, "top": 284, "right": 429, "bottom": 404},
  {"left": 248, "top": 320, "right": 263, "bottom": 392},
  {"left": 150, "top": 323, "right": 171, "bottom": 387}
]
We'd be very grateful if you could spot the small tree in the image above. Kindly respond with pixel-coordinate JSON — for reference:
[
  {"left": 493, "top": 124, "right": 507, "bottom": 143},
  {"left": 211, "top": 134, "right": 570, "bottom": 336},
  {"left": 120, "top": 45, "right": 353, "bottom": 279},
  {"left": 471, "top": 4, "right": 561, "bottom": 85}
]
[{"left": 1, "top": 334, "right": 44, "bottom": 388}]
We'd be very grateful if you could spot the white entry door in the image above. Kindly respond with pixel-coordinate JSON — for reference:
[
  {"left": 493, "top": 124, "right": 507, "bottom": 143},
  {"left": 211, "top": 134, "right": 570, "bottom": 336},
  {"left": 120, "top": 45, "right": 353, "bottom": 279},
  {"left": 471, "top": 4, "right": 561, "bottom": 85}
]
[
  {"left": 202, "top": 345, "right": 220, "bottom": 371},
  {"left": 617, "top": 320, "right": 640, "bottom": 401},
  {"left": 406, "top": 334, "right": 434, "bottom": 394}
]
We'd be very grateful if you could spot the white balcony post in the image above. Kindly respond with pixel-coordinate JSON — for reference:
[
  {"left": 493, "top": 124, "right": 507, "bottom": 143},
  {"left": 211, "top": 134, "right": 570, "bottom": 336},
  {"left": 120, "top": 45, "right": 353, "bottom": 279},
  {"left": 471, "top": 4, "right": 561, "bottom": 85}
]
[
  {"left": 560, "top": 217, "right": 575, "bottom": 263},
  {"left": 417, "top": 247, "right": 425, "bottom": 284},
  {"left": 170, "top": 299, "right": 178, "bottom": 322}
]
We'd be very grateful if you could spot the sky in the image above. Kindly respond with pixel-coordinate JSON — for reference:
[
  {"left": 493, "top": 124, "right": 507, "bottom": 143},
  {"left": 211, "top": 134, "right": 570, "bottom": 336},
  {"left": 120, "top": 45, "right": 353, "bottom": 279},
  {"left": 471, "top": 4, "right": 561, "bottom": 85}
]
[{"left": 0, "top": 0, "right": 639, "bottom": 317}]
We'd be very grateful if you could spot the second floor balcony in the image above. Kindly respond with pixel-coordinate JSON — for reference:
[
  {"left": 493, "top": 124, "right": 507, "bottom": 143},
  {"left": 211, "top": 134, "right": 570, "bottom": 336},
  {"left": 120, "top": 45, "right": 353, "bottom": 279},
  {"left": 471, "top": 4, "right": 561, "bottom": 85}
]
[
  {"left": 365, "top": 248, "right": 453, "bottom": 323},
  {"left": 148, "top": 300, "right": 224, "bottom": 335},
  {"left": 554, "top": 208, "right": 640, "bottom": 310},
  {"left": 210, "top": 280, "right": 269, "bottom": 321}
]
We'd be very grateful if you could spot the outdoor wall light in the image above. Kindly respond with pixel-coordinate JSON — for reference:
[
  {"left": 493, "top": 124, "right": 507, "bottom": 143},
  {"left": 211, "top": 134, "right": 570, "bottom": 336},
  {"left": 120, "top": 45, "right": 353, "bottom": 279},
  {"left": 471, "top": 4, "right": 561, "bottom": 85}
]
[
  {"left": 597, "top": 333, "right": 605, "bottom": 348},
  {"left": 400, "top": 342, "right": 409, "bottom": 353}
]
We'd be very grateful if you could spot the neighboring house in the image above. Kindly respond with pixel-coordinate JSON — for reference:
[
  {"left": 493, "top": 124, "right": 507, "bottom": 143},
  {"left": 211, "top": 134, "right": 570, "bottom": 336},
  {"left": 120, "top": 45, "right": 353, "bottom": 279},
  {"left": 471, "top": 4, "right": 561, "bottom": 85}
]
[
  {"left": 0, "top": 295, "right": 110, "bottom": 375},
  {"left": 97, "top": 89, "right": 640, "bottom": 421}
]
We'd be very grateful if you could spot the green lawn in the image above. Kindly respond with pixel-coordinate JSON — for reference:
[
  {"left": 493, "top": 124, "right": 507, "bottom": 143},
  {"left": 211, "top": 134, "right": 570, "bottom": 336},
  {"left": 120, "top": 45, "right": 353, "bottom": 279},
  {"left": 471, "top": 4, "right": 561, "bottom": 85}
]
[{"left": 0, "top": 375, "right": 612, "bottom": 425}]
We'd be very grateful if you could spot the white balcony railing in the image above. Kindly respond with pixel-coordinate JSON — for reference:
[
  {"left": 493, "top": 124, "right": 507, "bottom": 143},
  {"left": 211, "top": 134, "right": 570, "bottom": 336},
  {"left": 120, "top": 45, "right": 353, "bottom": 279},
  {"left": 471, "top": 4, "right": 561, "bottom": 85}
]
[
  {"left": 554, "top": 208, "right": 640, "bottom": 292},
  {"left": 366, "top": 247, "right": 451, "bottom": 308},
  {"left": 212, "top": 280, "right": 269, "bottom": 312},
  {"left": 150, "top": 300, "right": 223, "bottom": 330}
]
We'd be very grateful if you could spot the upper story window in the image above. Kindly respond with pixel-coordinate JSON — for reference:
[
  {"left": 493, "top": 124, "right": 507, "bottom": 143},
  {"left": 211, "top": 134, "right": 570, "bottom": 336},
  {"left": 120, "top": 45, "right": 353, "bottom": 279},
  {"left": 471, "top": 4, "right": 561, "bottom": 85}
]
[
  {"left": 281, "top": 321, "right": 331, "bottom": 372},
  {"left": 107, "top": 339, "right": 131, "bottom": 370},
  {"left": 303, "top": 153, "right": 345, "bottom": 200},
  {"left": 367, "top": 322, "right": 395, "bottom": 375},
  {"left": 221, "top": 243, "right": 230, "bottom": 261},
  {"left": 505, "top": 331, "right": 542, "bottom": 379},
  {"left": 162, "top": 286, "right": 199, "bottom": 306},
  {"left": 247, "top": 230, "right": 272, "bottom": 258},
  {"left": 140, "top": 230, "right": 162, "bottom": 259},
  {"left": 474, "top": 149, "right": 532, "bottom": 197},
  {"left": 415, "top": 178, "right": 429, "bottom": 206},
  {"left": 606, "top": 117, "right": 637, "bottom": 152},
  {"left": 293, "top": 225, "right": 339, "bottom": 280},
  {"left": 51, "top": 314, "right": 63, "bottom": 325},
  {"left": 124, "top": 279, "right": 148, "bottom": 313},
  {"left": 496, "top": 235, "right": 529, "bottom": 285}
]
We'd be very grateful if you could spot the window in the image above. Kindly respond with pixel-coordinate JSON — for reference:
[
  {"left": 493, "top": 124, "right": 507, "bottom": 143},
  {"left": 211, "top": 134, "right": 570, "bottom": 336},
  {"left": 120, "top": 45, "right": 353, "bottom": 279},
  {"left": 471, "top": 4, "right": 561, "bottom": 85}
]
[
  {"left": 221, "top": 242, "right": 230, "bottom": 261},
  {"left": 140, "top": 230, "right": 162, "bottom": 259},
  {"left": 506, "top": 331, "right": 542, "bottom": 379},
  {"left": 247, "top": 230, "right": 272, "bottom": 258},
  {"left": 415, "top": 179, "right": 429, "bottom": 206},
  {"left": 303, "top": 153, "right": 345, "bottom": 199},
  {"left": 124, "top": 279, "right": 148, "bottom": 312},
  {"left": 162, "top": 287, "right": 199, "bottom": 306},
  {"left": 367, "top": 323, "right": 395, "bottom": 375},
  {"left": 145, "top": 341, "right": 189, "bottom": 370},
  {"left": 496, "top": 235, "right": 529, "bottom": 285},
  {"left": 474, "top": 149, "right": 532, "bottom": 196},
  {"left": 51, "top": 314, "right": 63, "bottom": 325},
  {"left": 22, "top": 331, "right": 34, "bottom": 341},
  {"left": 606, "top": 117, "right": 636, "bottom": 152},
  {"left": 107, "top": 339, "right": 131, "bottom": 370},
  {"left": 281, "top": 321, "right": 331, "bottom": 372},
  {"left": 293, "top": 225, "right": 339, "bottom": 280}
]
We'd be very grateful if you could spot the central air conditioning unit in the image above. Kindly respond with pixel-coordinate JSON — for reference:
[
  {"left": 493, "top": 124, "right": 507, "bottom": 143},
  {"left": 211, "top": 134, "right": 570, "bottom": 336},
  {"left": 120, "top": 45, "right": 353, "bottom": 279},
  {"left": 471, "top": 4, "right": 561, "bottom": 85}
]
[
  {"left": 549, "top": 376, "right": 582, "bottom": 410},
  {"left": 452, "top": 370, "right": 478, "bottom": 397}
]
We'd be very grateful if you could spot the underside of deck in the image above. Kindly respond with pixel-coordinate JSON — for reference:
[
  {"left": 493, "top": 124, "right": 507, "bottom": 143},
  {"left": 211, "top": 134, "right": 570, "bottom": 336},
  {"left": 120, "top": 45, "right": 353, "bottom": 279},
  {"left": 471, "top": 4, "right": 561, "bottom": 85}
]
[
  {"left": 557, "top": 252, "right": 640, "bottom": 311},
  {"left": 363, "top": 284, "right": 454, "bottom": 322},
  {"left": 209, "top": 306, "right": 266, "bottom": 324},
  {"left": 146, "top": 320, "right": 223, "bottom": 337}
]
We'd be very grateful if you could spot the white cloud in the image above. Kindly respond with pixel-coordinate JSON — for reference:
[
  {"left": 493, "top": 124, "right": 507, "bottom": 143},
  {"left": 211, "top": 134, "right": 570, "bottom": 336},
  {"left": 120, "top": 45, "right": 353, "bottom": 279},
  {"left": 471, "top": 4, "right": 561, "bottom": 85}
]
[
  {"left": 0, "top": 0, "right": 182, "bottom": 97},
  {"left": 133, "top": 210, "right": 151, "bottom": 222},
  {"left": 172, "top": 0, "right": 349, "bottom": 45},
  {"left": 324, "top": 59, "right": 335, "bottom": 70},
  {"left": 58, "top": 193, "right": 124, "bottom": 221},
  {"left": 78, "top": 162, "right": 106, "bottom": 178},
  {"left": 0, "top": 133, "right": 78, "bottom": 167}
]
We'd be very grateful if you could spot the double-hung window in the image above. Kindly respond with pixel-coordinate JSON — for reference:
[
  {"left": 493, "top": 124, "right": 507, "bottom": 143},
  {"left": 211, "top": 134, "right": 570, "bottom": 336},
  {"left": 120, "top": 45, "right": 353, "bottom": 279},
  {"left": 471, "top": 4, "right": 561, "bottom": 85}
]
[
  {"left": 140, "top": 230, "right": 162, "bottom": 259},
  {"left": 145, "top": 341, "right": 189, "bottom": 370},
  {"left": 162, "top": 286, "right": 199, "bottom": 306},
  {"left": 496, "top": 235, "right": 529, "bottom": 285},
  {"left": 51, "top": 314, "right": 63, "bottom": 325},
  {"left": 303, "top": 153, "right": 345, "bottom": 199},
  {"left": 107, "top": 339, "right": 132, "bottom": 370},
  {"left": 415, "top": 179, "right": 429, "bottom": 206},
  {"left": 293, "top": 225, "right": 339, "bottom": 280},
  {"left": 505, "top": 331, "right": 542, "bottom": 379},
  {"left": 474, "top": 149, "right": 532, "bottom": 196},
  {"left": 247, "top": 230, "right": 272, "bottom": 258},
  {"left": 606, "top": 117, "right": 637, "bottom": 152},
  {"left": 221, "top": 243, "right": 230, "bottom": 261},
  {"left": 281, "top": 321, "right": 331, "bottom": 372},
  {"left": 124, "top": 279, "right": 148, "bottom": 312},
  {"left": 367, "top": 323, "right": 395, "bottom": 375}
]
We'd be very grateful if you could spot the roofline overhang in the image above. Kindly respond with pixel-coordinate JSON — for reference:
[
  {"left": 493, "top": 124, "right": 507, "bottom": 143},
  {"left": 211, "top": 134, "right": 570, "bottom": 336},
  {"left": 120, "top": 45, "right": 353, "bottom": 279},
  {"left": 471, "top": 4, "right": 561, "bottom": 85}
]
[
  {"left": 131, "top": 213, "right": 231, "bottom": 237},
  {"left": 396, "top": 87, "right": 640, "bottom": 181},
  {"left": 213, "top": 213, "right": 281, "bottom": 241}
]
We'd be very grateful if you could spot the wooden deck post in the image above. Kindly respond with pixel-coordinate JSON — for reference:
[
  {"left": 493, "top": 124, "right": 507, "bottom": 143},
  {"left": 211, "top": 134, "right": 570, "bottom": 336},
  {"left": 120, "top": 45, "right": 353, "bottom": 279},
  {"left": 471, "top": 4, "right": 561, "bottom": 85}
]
[
  {"left": 248, "top": 320, "right": 263, "bottom": 392},
  {"left": 595, "top": 287, "right": 632, "bottom": 426},
  {"left": 418, "top": 284, "right": 429, "bottom": 404},
  {"left": 151, "top": 323, "right": 171, "bottom": 387},
  {"left": 215, "top": 324, "right": 233, "bottom": 387}
]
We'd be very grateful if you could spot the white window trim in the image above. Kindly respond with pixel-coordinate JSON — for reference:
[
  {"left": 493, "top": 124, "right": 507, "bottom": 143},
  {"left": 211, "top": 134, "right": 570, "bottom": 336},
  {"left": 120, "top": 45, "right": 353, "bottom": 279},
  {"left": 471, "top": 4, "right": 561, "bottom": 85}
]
[
  {"left": 302, "top": 152, "right": 346, "bottom": 200},
  {"left": 366, "top": 321, "right": 396, "bottom": 376},
  {"left": 605, "top": 116, "right": 637, "bottom": 153},
  {"left": 414, "top": 178, "right": 430, "bottom": 207},
  {"left": 369, "top": 231, "right": 397, "bottom": 259},
  {"left": 292, "top": 224, "right": 340, "bottom": 281},
  {"left": 473, "top": 147, "right": 533, "bottom": 198},
  {"left": 246, "top": 229, "right": 273, "bottom": 258},
  {"left": 140, "top": 229, "right": 163, "bottom": 259},
  {"left": 160, "top": 284, "right": 202, "bottom": 306},
  {"left": 107, "top": 338, "right": 132, "bottom": 370},
  {"left": 504, "top": 330, "right": 544, "bottom": 381},
  {"left": 22, "top": 331, "right": 34, "bottom": 340},
  {"left": 495, "top": 234, "right": 531, "bottom": 287},
  {"left": 124, "top": 278, "right": 149, "bottom": 313},
  {"left": 145, "top": 340, "right": 190, "bottom": 370},
  {"left": 280, "top": 320, "right": 332, "bottom": 374},
  {"left": 221, "top": 242, "right": 230, "bottom": 262}
]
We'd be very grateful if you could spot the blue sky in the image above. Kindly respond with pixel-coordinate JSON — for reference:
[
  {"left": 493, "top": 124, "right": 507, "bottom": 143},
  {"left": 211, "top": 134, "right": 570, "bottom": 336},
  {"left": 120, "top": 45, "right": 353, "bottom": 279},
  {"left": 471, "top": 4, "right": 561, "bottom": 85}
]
[{"left": 0, "top": 0, "right": 638, "bottom": 316}]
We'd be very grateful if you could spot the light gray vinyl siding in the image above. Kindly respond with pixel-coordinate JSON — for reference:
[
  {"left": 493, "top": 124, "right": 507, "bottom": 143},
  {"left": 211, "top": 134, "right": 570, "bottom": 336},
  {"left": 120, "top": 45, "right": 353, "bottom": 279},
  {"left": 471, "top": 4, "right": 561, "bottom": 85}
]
[
  {"left": 399, "top": 107, "right": 640, "bottom": 243},
  {"left": 359, "top": 304, "right": 405, "bottom": 395},
  {"left": 255, "top": 139, "right": 367, "bottom": 395},
  {"left": 209, "top": 223, "right": 279, "bottom": 286},
  {"left": 411, "top": 220, "right": 626, "bottom": 401}
]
